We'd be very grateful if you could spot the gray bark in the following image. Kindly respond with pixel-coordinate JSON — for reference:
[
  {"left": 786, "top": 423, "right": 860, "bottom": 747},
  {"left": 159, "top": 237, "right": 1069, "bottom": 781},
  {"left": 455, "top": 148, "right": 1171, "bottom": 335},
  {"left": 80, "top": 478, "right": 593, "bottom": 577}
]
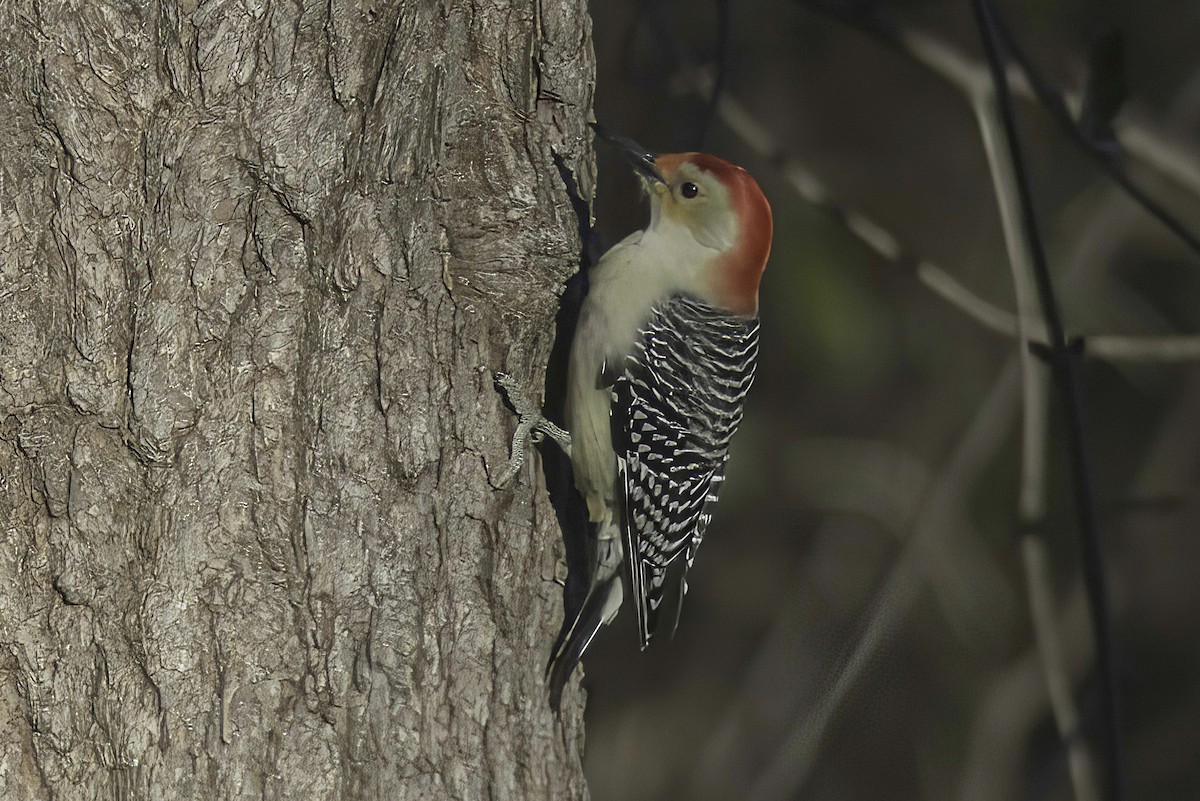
[{"left": 0, "top": 0, "right": 594, "bottom": 798}]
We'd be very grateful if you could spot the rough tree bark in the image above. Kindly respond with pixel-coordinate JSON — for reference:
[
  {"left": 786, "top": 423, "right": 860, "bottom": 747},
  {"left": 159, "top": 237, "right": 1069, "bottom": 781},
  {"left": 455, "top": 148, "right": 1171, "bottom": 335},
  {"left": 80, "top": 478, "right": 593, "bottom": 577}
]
[{"left": 0, "top": 0, "right": 594, "bottom": 798}]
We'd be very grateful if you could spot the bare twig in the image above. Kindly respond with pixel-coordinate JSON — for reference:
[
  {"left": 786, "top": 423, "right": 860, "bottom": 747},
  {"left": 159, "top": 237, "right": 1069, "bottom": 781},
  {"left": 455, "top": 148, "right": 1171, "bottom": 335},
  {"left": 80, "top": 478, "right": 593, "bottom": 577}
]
[
  {"left": 743, "top": 544, "right": 922, "bottom": 801},
  {"left": 1021, "top": 536, "right": 1102, "bottom": 801},
  {"left": 741, "top": 357, "right": 1025, "bottom": 801},
  {"left": 701, "top": 6, "right": 1124, "bottom": 798},
  {"left": 682, "top": 57, "right": 1191, "bottom": 799},
  {"left": 972, "top": 67, "right": 1097, "bottom": 801},
  {"left": 641, "top": 11, "right": 1176, "bottom": 799},
  {"left": 686, "top": 74, "right": 1200, "bottom": 365},
  {"left": 1086, "top": 335, "right": 1200, "bottom": 361},
  {"left": 892, "top": 24, "right": 1200, "bottom": 197},
  {"left": 973, "top": 3, "right": 1123, "bottom": 798},
  {"left": 970, "top": 81, "right": 1052, "bottom": 525},
  {"left": 802, "top": 2, "right": 1200, "bottom": 258},
  {"left": 958, "top": 583, "right": 1095, "bottom": 801},
  {"left": 988, "top": 13, "right": 1200, "bottom": 259}
]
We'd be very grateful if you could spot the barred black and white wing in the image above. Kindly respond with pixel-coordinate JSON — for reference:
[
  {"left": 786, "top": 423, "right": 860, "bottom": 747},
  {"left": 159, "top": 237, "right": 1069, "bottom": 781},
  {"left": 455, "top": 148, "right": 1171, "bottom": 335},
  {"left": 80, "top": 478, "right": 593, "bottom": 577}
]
[{"left": 612, "top": 294, "right": 759, "bottom": 648}]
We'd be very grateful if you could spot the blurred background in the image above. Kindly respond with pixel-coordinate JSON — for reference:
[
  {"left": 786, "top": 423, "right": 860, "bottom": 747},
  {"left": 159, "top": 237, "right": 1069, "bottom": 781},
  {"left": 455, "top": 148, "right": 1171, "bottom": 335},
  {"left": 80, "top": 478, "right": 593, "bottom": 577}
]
[{"left": 576, "top": 1, "right": 1200, "bottom": 799}]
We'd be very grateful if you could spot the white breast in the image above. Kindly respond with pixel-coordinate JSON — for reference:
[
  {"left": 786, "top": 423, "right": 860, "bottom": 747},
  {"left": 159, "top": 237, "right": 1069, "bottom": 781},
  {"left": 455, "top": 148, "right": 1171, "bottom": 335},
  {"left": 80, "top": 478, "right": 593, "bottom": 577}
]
[{"left": 565, "top": 222, "right": 721, "bottom": 520}]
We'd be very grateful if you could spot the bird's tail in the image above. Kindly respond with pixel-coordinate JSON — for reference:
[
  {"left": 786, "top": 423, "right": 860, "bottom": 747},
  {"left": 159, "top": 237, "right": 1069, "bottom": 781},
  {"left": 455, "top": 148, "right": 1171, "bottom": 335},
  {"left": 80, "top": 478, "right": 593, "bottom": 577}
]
[{"left": 546, "top": 518, "right": 624, "bottom": 711}]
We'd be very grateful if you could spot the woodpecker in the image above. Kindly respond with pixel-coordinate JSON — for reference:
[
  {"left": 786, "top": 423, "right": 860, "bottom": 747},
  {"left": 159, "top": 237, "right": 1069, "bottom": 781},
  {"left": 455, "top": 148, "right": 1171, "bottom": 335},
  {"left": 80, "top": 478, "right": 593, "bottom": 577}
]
[{"left": 496, "top": 127, "right": 771, "bottom": 707}]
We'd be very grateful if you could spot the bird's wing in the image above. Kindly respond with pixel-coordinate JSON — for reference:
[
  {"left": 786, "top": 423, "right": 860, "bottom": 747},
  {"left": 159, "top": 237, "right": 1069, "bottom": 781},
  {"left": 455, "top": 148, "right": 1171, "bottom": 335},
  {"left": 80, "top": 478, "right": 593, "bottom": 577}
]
[{"left": 612, "top": 294, "right": 759, "bottom": 648}]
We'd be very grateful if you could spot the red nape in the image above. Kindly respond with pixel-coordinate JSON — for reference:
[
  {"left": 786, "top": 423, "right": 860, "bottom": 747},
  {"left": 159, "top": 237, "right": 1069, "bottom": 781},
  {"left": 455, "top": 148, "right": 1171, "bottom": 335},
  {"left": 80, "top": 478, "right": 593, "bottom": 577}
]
[{"left": 692, "top": 154, "right": 772, "bottom": 316}]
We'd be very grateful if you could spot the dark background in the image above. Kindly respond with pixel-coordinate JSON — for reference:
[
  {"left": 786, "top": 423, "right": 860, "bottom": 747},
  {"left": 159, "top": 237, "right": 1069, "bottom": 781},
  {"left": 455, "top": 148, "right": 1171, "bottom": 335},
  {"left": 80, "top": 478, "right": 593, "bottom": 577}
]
[{"left": 576, "top": 1, "right": 1200, "bottom": 799}]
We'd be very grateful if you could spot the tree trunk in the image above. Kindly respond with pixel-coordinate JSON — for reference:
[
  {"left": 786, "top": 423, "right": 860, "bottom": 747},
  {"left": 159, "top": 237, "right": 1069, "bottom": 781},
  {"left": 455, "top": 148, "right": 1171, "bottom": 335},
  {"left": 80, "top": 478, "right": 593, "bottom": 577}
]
[{"left": 0, "top": 1, "right": 593, "bottom": 798}]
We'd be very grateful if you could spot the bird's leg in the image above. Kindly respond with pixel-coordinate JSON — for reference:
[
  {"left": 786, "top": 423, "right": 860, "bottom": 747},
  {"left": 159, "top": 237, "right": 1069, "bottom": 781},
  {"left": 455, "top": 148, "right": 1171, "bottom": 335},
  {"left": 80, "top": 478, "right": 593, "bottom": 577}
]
[{"left": 491, "top": 372, "right": 572, "bottom": 487}]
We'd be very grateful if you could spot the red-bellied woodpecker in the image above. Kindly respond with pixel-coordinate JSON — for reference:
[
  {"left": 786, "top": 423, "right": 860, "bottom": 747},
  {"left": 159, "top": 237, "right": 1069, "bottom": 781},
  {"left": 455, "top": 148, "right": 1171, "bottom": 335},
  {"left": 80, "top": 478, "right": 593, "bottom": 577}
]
[{"left": 496, "top": 126, "right": 772, "bottom": 707}]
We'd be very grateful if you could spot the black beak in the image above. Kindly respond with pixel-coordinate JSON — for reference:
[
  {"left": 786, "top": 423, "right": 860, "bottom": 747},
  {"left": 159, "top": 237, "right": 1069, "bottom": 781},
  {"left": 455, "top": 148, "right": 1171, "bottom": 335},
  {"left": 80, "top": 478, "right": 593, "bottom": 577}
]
[{"left": 590, "top": 123, "right": 666, "bottom": 186}]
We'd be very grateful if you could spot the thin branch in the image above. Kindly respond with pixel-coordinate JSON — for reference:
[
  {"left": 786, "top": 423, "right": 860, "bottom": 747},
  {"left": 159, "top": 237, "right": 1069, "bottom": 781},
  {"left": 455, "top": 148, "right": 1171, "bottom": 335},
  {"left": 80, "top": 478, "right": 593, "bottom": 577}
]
[
  {"left": 683, "top": 73, "right": 1200, "bottom": 364},
  {"left": 915, "top": 262, "right": 1023, "bottom": 337},
  {"left": 1116, "top": 117, "right": 1200, "bottom": 200},
  {"left": 1021, "top": 535, "right": 1102, "bottom": 801},
  {"left": 744, "top": 544, "right": 922, "bottom": 801},
  {"left": 1086, "top": 335, "right": 1200, "bottom": 361},
  {"left": 700, "top": 76, "right": 1182, "bottom": 797},
  {"left": 973, "top": 51, "right": 1100, "bottom": 801},
  {"left": 973, "top": 3, "right": 1124, "bottom": 799},
  {"left": 802, "top": 2, "right": 1200, "bottom": 259},
  {"left": 970, "top": 79, "right": 1052, "bottom": 525},
  {"left": 970, "top": 60, "right": 1098, "bottom": 800},
  {"left": 988, "top": 12, "right": 1200, "bottom": 259},
  {"left": 958, "top": 582, "right": 1095, "bottom": 801},
  {"left": 644, "top": 15, "right": 1173, "bottom": 800},
  {"left": 743, "top": 357, "right": 1026, "bottom": 801},
  {"left": 897, "top": 25, "right": 1200, "bottom": 211}
]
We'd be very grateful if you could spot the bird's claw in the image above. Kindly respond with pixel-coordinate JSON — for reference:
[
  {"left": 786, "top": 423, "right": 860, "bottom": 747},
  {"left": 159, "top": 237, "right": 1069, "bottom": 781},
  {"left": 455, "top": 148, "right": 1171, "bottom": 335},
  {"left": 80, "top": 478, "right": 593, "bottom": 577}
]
[{"left": 490, "top": 372, "right": 571, "bottom": 489}]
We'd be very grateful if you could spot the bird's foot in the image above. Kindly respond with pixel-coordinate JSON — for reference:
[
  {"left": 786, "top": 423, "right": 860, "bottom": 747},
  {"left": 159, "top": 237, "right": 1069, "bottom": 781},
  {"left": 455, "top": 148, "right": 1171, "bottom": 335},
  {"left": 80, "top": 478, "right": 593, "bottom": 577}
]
[{"left": 491, "top": 372, "right": 572, "bottom": 488}]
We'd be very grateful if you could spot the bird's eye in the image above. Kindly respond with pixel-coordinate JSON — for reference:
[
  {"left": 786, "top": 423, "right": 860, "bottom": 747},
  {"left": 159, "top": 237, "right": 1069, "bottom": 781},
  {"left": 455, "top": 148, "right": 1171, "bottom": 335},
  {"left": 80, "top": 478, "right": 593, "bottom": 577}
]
[{"left": 680, "top": 182, "right": 700, "bottom": 199}]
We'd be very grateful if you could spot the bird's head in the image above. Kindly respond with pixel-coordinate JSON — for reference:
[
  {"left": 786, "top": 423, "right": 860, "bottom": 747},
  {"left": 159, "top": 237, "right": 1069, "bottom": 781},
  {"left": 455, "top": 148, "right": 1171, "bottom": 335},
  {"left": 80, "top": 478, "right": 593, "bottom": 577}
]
[
  {"left": 592, "top": 126, "right": 772, "bottom": 315},
  {"left": 645, "top": 152, "right": 773, "bottom": 316}
]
